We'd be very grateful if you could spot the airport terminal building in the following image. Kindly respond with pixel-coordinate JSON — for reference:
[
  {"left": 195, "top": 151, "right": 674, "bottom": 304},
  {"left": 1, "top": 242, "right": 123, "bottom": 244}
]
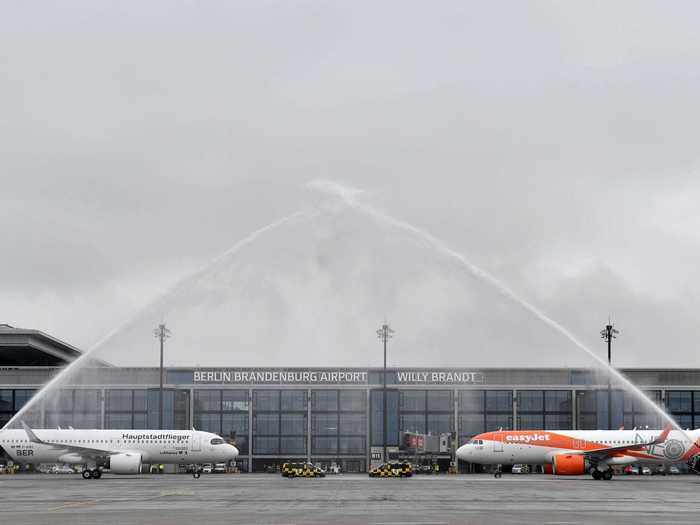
[{"left": 2, "top": 325, "right": 700, "bottom": 472}]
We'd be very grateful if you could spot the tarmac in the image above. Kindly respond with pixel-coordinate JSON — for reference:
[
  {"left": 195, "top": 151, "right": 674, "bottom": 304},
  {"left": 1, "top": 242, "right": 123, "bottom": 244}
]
[{"left": 1, "top": 473, "right": 698, "bottom": 525}]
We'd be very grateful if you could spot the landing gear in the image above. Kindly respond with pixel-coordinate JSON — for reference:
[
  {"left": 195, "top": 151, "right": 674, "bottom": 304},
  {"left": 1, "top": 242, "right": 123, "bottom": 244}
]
[
  {"left": 494, "top": 465, "right": 503, "bottom": 478},
  {"left": 591, "top": 468, "right": 613, "bottom": 480},
  {"left": 91, "top": 469, "right": 102, "bottom": 479},
  {"left": 193, "top": 467, "right": 202, "bottom": 479},
  {"left": 82, "top": 469, "right": 102, "bottom": 480},
  {"left": 82, "top": 470, "right": 92, "bottom": 480}
]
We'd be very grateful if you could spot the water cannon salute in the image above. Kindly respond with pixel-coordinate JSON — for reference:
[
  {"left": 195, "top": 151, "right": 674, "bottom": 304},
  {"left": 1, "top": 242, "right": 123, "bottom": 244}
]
[{"left": 2, "top": 2, "right": 700, "bottom": 524}]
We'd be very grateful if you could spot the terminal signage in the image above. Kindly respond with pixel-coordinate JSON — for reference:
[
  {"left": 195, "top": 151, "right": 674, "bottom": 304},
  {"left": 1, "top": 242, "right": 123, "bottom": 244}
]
[
  {"left": 193, "top": 369, "right": 368, "bottom": 385},
  {"left": 394, "top": 370, "right": 484, "bottom": 384},
  {"left": 191, "top": 368, "right": 484, "bottom": 385}
]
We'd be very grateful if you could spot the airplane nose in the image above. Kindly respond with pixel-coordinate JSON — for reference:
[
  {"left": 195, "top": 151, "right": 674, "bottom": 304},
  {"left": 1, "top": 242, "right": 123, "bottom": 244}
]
[
  {"left": 456, "top": 444, "right": 470, "bottom": 461},
  {"left": 229, "top": 445, "right": 239, "bottom": 458}
]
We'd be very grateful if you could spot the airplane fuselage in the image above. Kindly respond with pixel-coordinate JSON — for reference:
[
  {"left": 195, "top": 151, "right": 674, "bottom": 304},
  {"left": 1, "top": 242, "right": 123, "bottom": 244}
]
[
  {"left": 457, "top": 429, "right": 700, "bottom": 467},
  {"left": 0, "top": 428, "right": 237, "bottom": 467}
]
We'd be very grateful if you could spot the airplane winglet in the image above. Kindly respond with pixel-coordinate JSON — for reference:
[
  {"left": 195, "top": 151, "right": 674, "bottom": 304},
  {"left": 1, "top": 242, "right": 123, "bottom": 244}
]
[{"left": 21, "top": 421, "right": 45, "bottom": 444}]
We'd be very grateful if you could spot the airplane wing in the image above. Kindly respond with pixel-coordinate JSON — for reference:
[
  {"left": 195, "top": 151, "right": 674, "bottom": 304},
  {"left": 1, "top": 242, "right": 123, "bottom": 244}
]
[
  {"left": 22, "top": 421, "right": 120, "bottom": 458},
  {"left": 581, "top": 424, "right": 673, "bottom": 461}
]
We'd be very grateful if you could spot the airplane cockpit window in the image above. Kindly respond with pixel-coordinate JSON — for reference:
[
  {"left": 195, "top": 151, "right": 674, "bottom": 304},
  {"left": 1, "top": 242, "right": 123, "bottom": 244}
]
[{"left": 210, "top": 438, "right": 225, "bottom": 445}]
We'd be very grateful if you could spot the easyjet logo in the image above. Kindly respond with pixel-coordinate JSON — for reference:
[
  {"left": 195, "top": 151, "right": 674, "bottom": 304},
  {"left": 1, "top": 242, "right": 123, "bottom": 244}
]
[{"left": 505, "top": 433, "right": 551, "bottom": 443}]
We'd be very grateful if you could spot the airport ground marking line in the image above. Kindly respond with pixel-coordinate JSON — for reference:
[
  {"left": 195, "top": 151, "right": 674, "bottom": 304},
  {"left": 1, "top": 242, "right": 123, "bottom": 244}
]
[
  {"left": 48, "top": 500, "right": 99, "bottom": 512},
  {"left": 372, "top": 522, "right": 448, "bottom": 525}
]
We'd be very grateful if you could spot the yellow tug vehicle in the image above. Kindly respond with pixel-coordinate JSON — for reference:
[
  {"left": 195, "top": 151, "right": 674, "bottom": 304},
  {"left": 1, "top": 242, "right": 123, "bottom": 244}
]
[
  {"left": 281, "top": 462, "right": 326, "bottom": 478},
  {"left": 369, "top": 461, "right": 413, "bottom": 478}
]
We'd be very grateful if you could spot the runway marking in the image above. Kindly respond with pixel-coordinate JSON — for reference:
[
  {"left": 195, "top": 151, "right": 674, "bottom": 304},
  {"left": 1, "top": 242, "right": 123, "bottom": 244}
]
[
  {"left": 48, "top": 500, "right": 98, "bottom": 512},
  {"left": 372, "top": 522, "right": 448, "bottom": 525}
]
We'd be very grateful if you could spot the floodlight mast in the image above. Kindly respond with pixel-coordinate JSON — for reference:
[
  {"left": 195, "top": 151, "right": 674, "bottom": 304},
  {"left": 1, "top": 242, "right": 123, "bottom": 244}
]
[
  {"left": 600, "top": 321, "right": 619, "bottom": 430},
  {"left": 154, "top": 323, "right": 171, "bottom": 429},
  {"left": 377, "top": 323, "right": 394, "bottom": 463}
]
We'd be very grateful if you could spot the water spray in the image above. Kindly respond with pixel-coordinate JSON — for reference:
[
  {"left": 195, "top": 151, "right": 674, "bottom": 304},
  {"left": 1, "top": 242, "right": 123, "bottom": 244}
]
[
  {"left": 3, "top": 211, "right": 309, "bottom": 430},
  {"left": 308, "top": 179, "right": 687, "bottom": 439}
]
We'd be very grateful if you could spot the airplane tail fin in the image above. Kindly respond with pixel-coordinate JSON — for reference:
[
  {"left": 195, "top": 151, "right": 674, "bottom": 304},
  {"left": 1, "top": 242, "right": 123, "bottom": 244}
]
[{"left": 651, "top": 424, "right": 673, "bottom": 445}]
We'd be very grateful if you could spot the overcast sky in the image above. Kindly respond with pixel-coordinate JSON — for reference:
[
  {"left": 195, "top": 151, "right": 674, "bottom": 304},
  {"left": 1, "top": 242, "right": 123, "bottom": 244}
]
[{"left": 1, "top": 1, "right": 699, "bottom": 367}]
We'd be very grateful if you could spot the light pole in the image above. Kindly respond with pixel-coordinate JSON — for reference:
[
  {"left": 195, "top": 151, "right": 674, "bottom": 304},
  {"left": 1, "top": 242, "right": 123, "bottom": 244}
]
[
  {"left": 376, "top": 323, "right": 394, "bottom": 463},
  {"left": 600, "top": 321, "right": 619, "bottom": 430},
  {"left": 154, "top": 323, "right": 171, "bottom": 429}
]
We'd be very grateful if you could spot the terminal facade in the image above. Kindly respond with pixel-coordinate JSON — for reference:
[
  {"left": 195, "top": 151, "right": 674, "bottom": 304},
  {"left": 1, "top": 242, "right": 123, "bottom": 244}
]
[{"left": 2, "top": 325, "right": 700, "bottom": 472}]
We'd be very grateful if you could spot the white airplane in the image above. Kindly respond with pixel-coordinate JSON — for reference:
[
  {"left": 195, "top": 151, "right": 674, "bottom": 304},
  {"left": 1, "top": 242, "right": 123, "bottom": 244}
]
[
  {"left": 456, "top": 425, "right": 700, "bottom": 480},
  {"left": 0, "top": 421, "right": 238, "bottom": 479}
]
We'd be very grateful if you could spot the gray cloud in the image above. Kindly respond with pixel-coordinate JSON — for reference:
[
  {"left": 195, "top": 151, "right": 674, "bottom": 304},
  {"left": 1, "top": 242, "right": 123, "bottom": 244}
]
[{"left": 1, "top": 1, "right": 698, "bottom": 367}]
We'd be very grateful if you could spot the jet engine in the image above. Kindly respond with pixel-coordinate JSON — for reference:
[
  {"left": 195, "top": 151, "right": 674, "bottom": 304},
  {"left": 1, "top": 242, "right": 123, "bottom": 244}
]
[
  {"left": 551, "top": 454, "right": 589, "bottom": 475},
  {"left": 108, "top": 453, "right": 142, "bottom": 474}
]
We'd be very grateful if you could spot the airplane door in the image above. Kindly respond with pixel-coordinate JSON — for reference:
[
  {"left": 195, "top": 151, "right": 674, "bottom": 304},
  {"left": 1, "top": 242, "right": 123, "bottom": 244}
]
[
  {"left": 191, "top": 434, "right": 201, "bottom": 453},
  {"left": 494, "top": 433, "right": 503, "bottom": 453}
]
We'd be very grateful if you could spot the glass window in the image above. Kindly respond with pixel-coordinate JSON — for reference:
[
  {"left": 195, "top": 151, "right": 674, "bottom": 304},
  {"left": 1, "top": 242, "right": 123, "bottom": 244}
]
[
  {"left": 667, "top": 391, "right": 692, "bottom": 413},
  {"left": 312, "top": 413, "right": 338, "bottom": 435},
  {"left": 459, "top": 391, "right": 484, "bottom": 413},
  {"left": 339, "top": 390, "right": 365, "bottom": 412},
  {"left": 485, "top": 414, "right": 512, "bottom": 431},
  {"left": 370, "top": 390, "right": 399, "bottom": 447},
  {"left": 339, "top": 436, "right": 365, "bottom": 454},
  {"left": 195, "top": 413, "right": 221, "bottom": 433},
  {"left": 280, "top": 436, "right": 306, "bottom": 454},
  {"left": 280, "top": 413, "right": 306, "bottom": 435},
  {"left": 545, "top": 414, "right": 572, "bottom": 429},
  {"left": 545, "top": 391, "right": 571, "bottom": 413},
  {"left": 195, "top": 390, "right": 221, "bottom": 412},
  {"left": 254, "top": 436, "right": 279, "bottom": 454},
  {"left": 400, "top": 391, "right": 426, "bottom": 412},
  {"left": 254, "top": 414, "right": 279, "bottom": 435},
  {"left": 578, "top": 413, "right": 597, "bottom": 430},
  {"left": 400, "top": 414, "right": 426, "bottom": 434},
  {"left": 312, "top": 391, "right": 338, "bottom": 411},
  {"left": 577, "top": 391, "right": 597, "bottom": 412},
  {"left": 133, "top": 390, "right": 147, "bottom": 411},
  {"left": 106, "top": 390, "right": 132, "bottom": 412},
  {"left": 339, "top": 414, "right": 365, "bottom": 435},
  {"left": 427, "top": 390, "right": 452, "bottom": 412},
  {"left": 222, "top": 390, "right": 248, "bottom": 411},
  {"left": 517, "top": 391, "right": 543, "bottom": 412},
  {"left": 427, "top": 414, "right": 453, "bottom": 434},
  {"left": 0, "top": 390, "right": 13, "bottom": 412},
  {"left": 14, "top": 389, "right": 37, "bottom": 411},
  {"left": 485, "top": 391, "right": 512, "bottom": 412},
  {"left": 459, "top": 413, "right": 484, "bottom": 437},
  {"left": 105, "top": 413, "right": 132, "bottom": 429},
  {"left": 222, "top": 412, "right": 248, "bottom": 454},
  {"left": 74, "top": 390, "right": 100, "bottom": 412},
  {"left": 254, "top": 390, "right": 279, "bottom": 411},
  {"left": 281, "top": 391, "right": 307, "bottom": 411},
  {"left": 73, "top": 413, "right": 100, "bottom": 429},
  {"left": 133, "top": 413, "right": 147, "bottom": 429},
  {"left": 518, "top": 414, "right": 543, "bottom": 430},
  {"left": 675, "top": 414, "right": 693, "bottom": 429},
  {"left": 312, "top": 436, "right": 337, "bottom": 454}
]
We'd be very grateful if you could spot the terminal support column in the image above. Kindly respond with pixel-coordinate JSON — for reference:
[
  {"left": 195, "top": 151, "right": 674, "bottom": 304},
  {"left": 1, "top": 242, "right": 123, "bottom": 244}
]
[
  {"left": 100, "top": 388, "right": 105, "bottom": 429},
  {"left": 571, "top": 388, "right": 577, "bottom": 430},
  {"left": 248, "top": 388, "right": 253, "bottom": 473},
  {"left": 307, "top": 388, "right": 312, "bottom": 464}
]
